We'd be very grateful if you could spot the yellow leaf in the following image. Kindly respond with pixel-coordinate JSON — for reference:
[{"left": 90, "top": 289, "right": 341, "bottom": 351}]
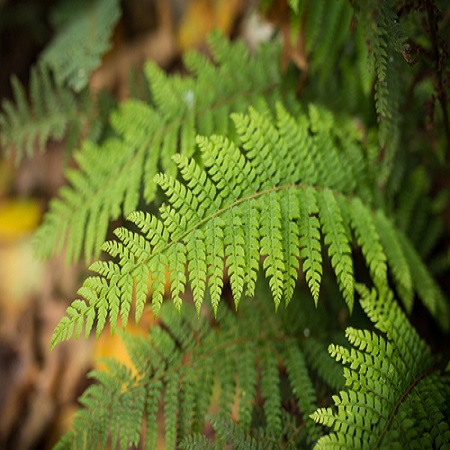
[
  {"left": 177, "top": 0, "right": 243, "bottom": 51},
  {"left": 94, "top": 309, "right": 156, "bottom": 375},
  {"left": 0, "top": 199, "right": 41, "bottom": 241}
]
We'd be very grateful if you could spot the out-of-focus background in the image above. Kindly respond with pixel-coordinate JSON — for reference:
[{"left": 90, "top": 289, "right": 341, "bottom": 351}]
[{"left": 0, "top": 1, "right": 277, "bottom": 448}]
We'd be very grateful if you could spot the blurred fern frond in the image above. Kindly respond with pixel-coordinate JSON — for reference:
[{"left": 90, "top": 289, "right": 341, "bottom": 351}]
[
  {"left": 0, "top": 65, "right": 92, "bottom": 159},
  {"left": 40, "top": 0, "right": 121, "bottom": 92}
]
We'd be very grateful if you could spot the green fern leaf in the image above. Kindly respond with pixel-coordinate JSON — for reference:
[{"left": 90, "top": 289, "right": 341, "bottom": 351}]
[
  {"left": 279, "top": 189, "right": 301, "bottom": 305},
  {"left": 145, "top": 381, "right": 163, "bottom": 450},
  {"left": 353, "top": 0, "right": 406, "bottom": 185},
  {"left": 236, "top": 344, "right": 258, "bottom": 432},
  {"left": 396, "top": 231, "right": 449, "bottom": 331},
  {"left": 56, "top": 287, "right": 328, "bottom": 449},
  {"left": 187, "top": 229, "right": 207, "bottom": 314},
  {"left": 260, "top": 192, "right": 285, "bottom": 310},
  {"left": 303, "top": 337, "right": 345, "bottom": 393},
  {"left": 350, "top": 198, "right": 388, "bottom": 286},
  {"left": 374, "top": 209, "right": 413, "bottom": 311},
  {"left": 51, "top": 103, "right": 447, "bottom": 345},
  {"left": 164, "top": 371, "right": 181, "bottom": 449},
  {"left": 241, "top": 200, "right": 260, "bottom": 299},
  {"left": 224, "top": 207, "right": 246, "bottom": 308},
  {"left": 55, "top": 360, "right": 146, "bottom": 450},
  {"left": 275, "top": 103, "right": 317, "bottom": 186},
  {"left": 283, "top": 340, "right": 320, "bottom": 441},
  {"left": 311, "top": 285, "right": 450, "bottom": 449},
  {"left": 261, "top": 346, "right": 282, "bottom": 435}
]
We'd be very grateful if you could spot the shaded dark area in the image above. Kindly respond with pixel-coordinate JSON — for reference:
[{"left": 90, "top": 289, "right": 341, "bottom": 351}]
[{"left": 0, "top": 0, "right": 56, "bottom": 101}]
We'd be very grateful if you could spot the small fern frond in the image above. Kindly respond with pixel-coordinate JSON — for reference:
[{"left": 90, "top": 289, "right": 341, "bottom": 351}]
[
  {"left": 35, "top": 32, "right": 284, "bottom": 261},
  {"left": 396, "top": 231, "right": 449, "bottom": 331},
  {"left": 261, "top": 345, "right": 283, "bottom": 435},
  {"left": 283, "top": 340, "right": 320, "bottom": 441},
  {"left": 311, "top": 285, "right": 450, "bottom": 449},
  {"left": 373, "top": 209, "right": 413, "bottom": 311},
  {"left": 307, "top": 0, "right": 353, "bottom": 89},
  {"left": 54, "top": 359, "right": 145, "bottom": 450},
  {"left": 353, "top": 0, "right": 407, "bottom": 185},
  {"left": 0, "top": 65, "right": 90, "bottom": 160},
  {"left": 181, "top": 413, "right": 284, "bottom": 450},
  {"left": 374, "top": 208, "right": 449, "bottom": 330},
  {"left": 180, "top": 414, "right": 264, "bottom": 450},
  {"left": 40, "top": 0, "right": 121, "bottom": 92}
]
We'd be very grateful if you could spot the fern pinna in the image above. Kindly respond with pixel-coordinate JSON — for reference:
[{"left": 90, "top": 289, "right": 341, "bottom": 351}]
[
  {"left": 0, "top": 65, "right": 95, "bottom": 159},
  {"left": 51, "top": 102, "right": 449, "bottom": 349}
]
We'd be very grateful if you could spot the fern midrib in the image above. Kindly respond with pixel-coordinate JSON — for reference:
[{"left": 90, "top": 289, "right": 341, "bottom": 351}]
[{"left": 145, "top": 183, "right": 297, "bottom": 266}]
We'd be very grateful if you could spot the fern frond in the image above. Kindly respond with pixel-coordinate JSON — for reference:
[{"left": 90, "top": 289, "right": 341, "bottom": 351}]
[
  {"left": 283, "top": 340, "right": 320, "bottom": 441},
  {"left": 40, "top": 0, "right": 121, "bottom": 92},
  {"left": 350, "top": 197, "right": 388, "bottom": 287},
  {"left": 54, "top": 359, "right": 145, "bottom": 450},
  {"left": 374, "top": 209, "right": 413, "bottom": 311},
  {"left": 180, "top": 413, "right": 264, "bottom": 450},
  {"left": 259, "top": 192, "right": 285, "bottom": 310},
  {"left": 308, "top": 0, "right": 353, "bottom": 88},
  {"left": 180, "top": 434, "right": 217, "bottom": 450},
  {"left": 52, "top": 103, "right": 448, "bottom": 344},
  {"left": 56, "top": 289, "right": 325, "bottom": 449},
  {"left": 0, "top": 65, "right": 90, "bottom": 160},
  {"left": 36, "top": 32, "right": 284, "bottom": 261},
  {"left": 396, "top": 231, "right": 449, "bottom": 331},
  {"left": 260, "top": 346, "right": 282, "bottom": 435},
  {"left": 311, "top": 285, "right": 450, "bottom": 449},
  {"left": 236, "top": 343, "right": 258, "bottom": 432}
]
